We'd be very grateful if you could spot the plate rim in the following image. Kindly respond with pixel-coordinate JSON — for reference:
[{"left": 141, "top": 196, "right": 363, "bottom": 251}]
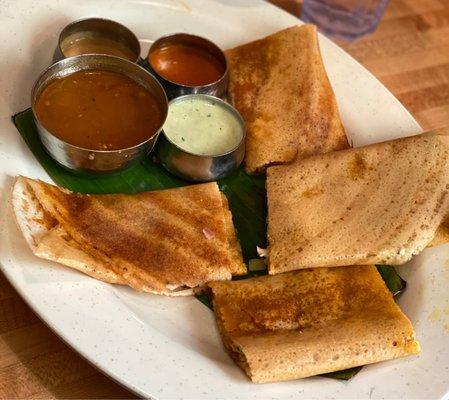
[{"left": 3, "top": 1, "right": 447, "bottom": 399}]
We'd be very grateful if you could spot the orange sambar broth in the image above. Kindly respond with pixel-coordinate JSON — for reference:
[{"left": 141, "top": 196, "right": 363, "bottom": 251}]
[
  {"left": 35, "top": 70, "right": 163, "bottom": 150},
  {"left": 149, "top": 43, "right": 225, "bottom": 86}
]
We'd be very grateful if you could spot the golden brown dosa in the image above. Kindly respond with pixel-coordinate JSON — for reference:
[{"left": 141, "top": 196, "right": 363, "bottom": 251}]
[
  {"left": 226, "top": 24, "right": 349, "bottom": 174},
  {"left": 208, "top": 266, "right": 419, "bottom": 383},
  {"left": 267, "top": 130, "right": 449, "bottom": 274},
  {"left": 12, "top": 176, "right": 245, "bottom": 295}
]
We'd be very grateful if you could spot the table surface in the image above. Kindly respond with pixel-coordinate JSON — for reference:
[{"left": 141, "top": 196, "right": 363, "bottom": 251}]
[{"left": 2, "top": 0, "right": 449, "bottom": 398}]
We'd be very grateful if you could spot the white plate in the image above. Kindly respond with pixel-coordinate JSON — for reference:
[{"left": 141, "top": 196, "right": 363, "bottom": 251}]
[{"left": 1, "top": 1, "right": 448, "bottom": 399}]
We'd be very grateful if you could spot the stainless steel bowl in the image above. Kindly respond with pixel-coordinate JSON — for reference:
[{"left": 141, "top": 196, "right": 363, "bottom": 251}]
[
  {"left": 157, "top": 94, "right": 245, "bottom": 182},
  {"left": 54, "top": 18, "right": 141, "bottom": 63},
  {"left": 31, "top": 54, "right": 168, "bottom": 174},
  {"left": 146, "top": 33, "right": 228, "bottom": 100}
]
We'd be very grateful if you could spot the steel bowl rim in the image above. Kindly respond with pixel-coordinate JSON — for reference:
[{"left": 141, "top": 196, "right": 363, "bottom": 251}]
[
  {"left": 58, "top": 17, "right": 141, "bottom": 63},
  {"left": 147, "top": 32, "right": 228, "bottom": 89},
  {"left": 31, "top": 54, "right": 168, "bottom": 154},
  {"left": 161, "top": 93, "right": 245, "bottom": 158}
]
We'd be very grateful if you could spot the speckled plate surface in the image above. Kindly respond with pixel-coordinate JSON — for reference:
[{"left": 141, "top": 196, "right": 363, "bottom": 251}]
[{"left": 0, "top": 1, "right": 448, "bottom": 399}]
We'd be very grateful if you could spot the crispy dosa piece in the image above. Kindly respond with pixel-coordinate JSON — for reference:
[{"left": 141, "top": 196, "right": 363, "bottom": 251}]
[
  {"left": 267, "top": 131, "right": 449, "bottom": 273},
  {"left": 12, "top": 176, "right": 245, "bottom": 295},
  {"left": 226, "top": 24, "right": 349, "bottom": 174},
  {"left": 12, "top": 177, "right": 125, "bottom": 284},
  {"left": 208, "top": 266, "right": 419, "bottom": 383},
  {"left": 36, "top": 226, "right": 128, "bottom": 284}
]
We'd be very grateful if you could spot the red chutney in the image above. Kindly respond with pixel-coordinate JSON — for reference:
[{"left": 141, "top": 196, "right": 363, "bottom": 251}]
[{"left": 149, "top": 43, "right": 225, "bottom": 86}]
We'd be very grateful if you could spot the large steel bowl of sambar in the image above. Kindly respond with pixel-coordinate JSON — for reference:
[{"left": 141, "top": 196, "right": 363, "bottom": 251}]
[{"left": 31, "top": 54, "right": 168, "bottom": 174}]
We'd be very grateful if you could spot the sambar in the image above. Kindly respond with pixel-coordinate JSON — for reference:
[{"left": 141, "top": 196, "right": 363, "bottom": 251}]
[{"left": 35, "top": 70, "right": 164, "bottom": 150}]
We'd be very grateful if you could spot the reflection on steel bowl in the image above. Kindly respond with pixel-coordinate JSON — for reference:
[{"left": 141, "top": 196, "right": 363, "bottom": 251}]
[{"left": 55, "top": 18, "right": 141, "bottom": 63}]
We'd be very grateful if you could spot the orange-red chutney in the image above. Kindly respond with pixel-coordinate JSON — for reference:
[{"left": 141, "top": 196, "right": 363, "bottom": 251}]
[
  {"left": 149, "top": 43, "right": 225, "bottom": 86},
  {"left": 35, "top": 70, "right": 163, "bottom": 150}
]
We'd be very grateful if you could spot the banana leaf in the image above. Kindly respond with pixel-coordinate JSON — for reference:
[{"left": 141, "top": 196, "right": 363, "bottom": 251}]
[
  {"left": 12, "top": 109, "right": 406, "bottom": 381},
  {"left": 376, "top": 264, "right": 407, "bottom": 296},
  {"left": 322, "top": 366, "right": 363, "bottom": 381},
  {"left": 196, "top": 293, "right": 213, "bottom": 310}
]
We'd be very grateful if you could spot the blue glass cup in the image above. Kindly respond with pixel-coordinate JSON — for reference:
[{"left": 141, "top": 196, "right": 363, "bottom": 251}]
[{"left": 301, "top": 0, "right": 389, "bottom": 41}]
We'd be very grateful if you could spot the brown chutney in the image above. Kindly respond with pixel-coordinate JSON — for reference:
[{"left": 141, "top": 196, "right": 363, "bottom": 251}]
[{"left": 35, "top": 70, "right": 164, "bottom": 150}]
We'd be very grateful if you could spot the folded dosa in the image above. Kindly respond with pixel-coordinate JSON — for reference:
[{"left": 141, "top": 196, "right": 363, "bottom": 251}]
[
  {"left": 208, "top": 266, "right": 419, "bottom": 383},
  {"left": 12, "top": 176, "right": 245, "bottom": 296},
  {"left": 226, "top": 24, "right": 349, "bottom": 174},
  {"left": 267, "top": 130, "right": 449, "bottom": 273}
]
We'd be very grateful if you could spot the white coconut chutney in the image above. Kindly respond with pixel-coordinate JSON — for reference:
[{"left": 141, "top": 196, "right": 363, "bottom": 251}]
[{"left": 163, "top": 97, "right": 243, "bottom": 155}]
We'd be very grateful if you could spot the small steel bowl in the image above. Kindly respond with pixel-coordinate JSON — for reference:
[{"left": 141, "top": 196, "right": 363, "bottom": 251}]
[
  {"left": 54, "top": 18, "right": 141, "bottom": 63},
  {"left": 146, "top": 33, "right": 228, "bottom": 100},
  {"left": 31, "top": 54, "right": 168, "bottom": 174},
  {"left": 157, "top": 94, "right": 245, "bottom": 182}
]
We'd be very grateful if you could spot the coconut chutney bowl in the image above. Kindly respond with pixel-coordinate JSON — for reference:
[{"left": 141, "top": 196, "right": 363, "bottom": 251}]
[{"left": 157, "top": 94, "right": 245, "bottom": 182}]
